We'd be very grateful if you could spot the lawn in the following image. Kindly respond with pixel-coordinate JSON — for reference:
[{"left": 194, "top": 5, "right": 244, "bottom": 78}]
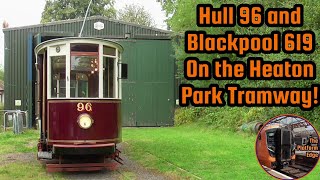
[
  {"left": 122, "top": 124, "right": 320, "bottom": 180},
  {"left": 0, "top": 130, "right": 38, "bottom": 154},
  {"left": 0, "top": 130, "right": 64, "bottom": 180},
  {"left": 0, "top": 126, "right": 319, "bottom": 179}
]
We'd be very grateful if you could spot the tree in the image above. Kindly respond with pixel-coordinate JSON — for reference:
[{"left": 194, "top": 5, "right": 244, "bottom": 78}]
[
  {"left": 159, "top": 0, "right": 320, "bottom": 85},
  {"left": 158, "top": 0, "right": 320, "bottom": 124},
  {"left": 41, "top": 0, "right": 116, "bottom": 23},
  {"left": 117, "top": 4, "right": 156, "bottom": 27}
]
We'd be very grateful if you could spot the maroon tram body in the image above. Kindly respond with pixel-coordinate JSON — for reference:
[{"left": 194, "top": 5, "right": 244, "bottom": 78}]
[
  {"left": 47, "top": 100, "right": 120, "bottom": 142},
  {"left": 34, "top": 37, "right": 126, "bottom": 172}
]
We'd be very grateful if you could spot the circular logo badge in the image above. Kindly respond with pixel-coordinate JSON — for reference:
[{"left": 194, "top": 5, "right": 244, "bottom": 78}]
[{"left": 255, "top": 114, "right": 319, "bottom": 179}]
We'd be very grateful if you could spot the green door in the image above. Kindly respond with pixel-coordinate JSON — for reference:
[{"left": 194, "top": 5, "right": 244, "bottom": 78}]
[
  {"left": 122, "top": 82, "right": 137, "bottom": 126},
  {"left": 120, "top": 39, "right": 175, "bottom": 127}
]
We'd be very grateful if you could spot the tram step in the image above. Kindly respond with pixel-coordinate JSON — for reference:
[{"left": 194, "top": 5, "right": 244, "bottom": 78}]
[{"left": 38, "top": 151, "right": 53, "bottom": 159}]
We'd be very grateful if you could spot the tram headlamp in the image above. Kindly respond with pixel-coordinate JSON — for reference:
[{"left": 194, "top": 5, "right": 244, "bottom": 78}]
[{"left": 77, "top": 114, "right": 94, "bottom": 129}]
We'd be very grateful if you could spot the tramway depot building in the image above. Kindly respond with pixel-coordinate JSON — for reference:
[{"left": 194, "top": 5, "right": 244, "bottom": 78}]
[{"left": 3, "top": 16, "right": 176, "bottom": 127}]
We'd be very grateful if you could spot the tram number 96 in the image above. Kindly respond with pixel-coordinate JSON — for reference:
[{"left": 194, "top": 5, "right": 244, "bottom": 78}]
[{"left": 77, "top": 103, "right": 93, "bottom": 112}]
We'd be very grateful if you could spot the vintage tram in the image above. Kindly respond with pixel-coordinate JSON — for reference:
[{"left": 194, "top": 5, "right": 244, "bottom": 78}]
[{"left": 34, "top": 37, "right": 127, "bottom": 172}]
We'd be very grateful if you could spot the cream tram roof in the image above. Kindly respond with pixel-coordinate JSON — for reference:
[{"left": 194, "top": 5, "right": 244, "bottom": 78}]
[{"left": 35, "top": 37, "right": 124, "bottom": 54}]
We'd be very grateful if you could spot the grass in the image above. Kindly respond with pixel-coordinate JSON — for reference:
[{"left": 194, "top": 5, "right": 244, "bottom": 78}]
[
  {"left": 0, "top": 125, "right": 319, "bottom": 179},
  {"left": 0, "top": 130, "right": 38, "bottom": 155},
  {"left": 122, "top": 123, "right": 320, "bottom": 180},
  {"left": 0, "top": 130, "right": 65, "bottom": 180},
  {"left": 0, "top": 162, "right": 65, "bottom": 180}
]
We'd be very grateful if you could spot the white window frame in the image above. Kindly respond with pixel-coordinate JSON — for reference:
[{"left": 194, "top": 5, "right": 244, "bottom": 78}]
[
  {"left": 66, "top": 42, "right": 71, "bottom": 98},
  {"left": 47, "top": 47, "right": 51, "bottom": 99},
  {"left": 118, "top": 50, "right": 122, "bottom": 99},
  {"left": 46, "top": 41, "right": 121, "bottom": 100},
  {"left": 102, "top": 45, "right": 118, "bottom": 99}
]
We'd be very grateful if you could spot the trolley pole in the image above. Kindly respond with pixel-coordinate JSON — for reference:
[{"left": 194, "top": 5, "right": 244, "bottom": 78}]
[{"left": 79, "top": 0, "right": 93, "bottom": 37}]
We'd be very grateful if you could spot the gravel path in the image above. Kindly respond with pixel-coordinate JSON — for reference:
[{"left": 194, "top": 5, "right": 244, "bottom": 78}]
[
  {"left": 0, "top": 143, "right": 174, "bottom": 180},
  {"left": 0, "top": 152, "right": 35, "bottom": 166},
  {"left": 60, "top": 154, "right": 172, "bottom": 180}
]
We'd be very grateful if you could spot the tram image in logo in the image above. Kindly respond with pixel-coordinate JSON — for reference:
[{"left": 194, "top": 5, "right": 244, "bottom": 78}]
[
  {"left": 257, "top": 123, "right": 295, "bottom": 169},
  {"left": 256, "top": 115, "right": 319, "bottom": 179},
  {"left": 34, "top": 37, "right": 128, "bottom": 172}
]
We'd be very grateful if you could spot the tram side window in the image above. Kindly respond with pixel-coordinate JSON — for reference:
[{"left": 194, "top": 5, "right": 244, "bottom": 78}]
[
  {"left": 103, "top": 57, "right": 115, "bottom": 98},
  {"left": 70, "top": 55, "right": 99, "bottom": 98},
  {"left": 51, "top": 56, "right": 66, "bottom": 98}
]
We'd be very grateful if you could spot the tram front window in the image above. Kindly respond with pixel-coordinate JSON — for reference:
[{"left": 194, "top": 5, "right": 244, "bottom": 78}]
[
  {"left": 48, "top": 43, "right": 120, "bottom": 99},
  {"left": 70, "top": 55, "right": 99, "bottom": 98},
  {"left": 51, "top": 56, "right": 66, "bottom": 98}
]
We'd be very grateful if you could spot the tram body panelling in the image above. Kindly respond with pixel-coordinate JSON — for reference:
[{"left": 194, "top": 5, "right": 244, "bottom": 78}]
[{"left": 47, "top": 100, "right": 120, "bottom": 143}]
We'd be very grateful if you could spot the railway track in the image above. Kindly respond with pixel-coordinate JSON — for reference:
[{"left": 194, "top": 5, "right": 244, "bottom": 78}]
[{"left": 279, "top": 164, "right": 311, "bottom": 179}]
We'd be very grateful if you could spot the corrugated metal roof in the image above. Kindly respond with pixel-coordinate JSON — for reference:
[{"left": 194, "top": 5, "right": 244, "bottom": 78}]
[{"left": 2, "top": 16, "right": 171, "bottom": 34}]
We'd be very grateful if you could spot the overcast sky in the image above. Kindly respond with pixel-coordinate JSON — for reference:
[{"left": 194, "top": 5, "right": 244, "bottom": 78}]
[{"left": 0, "top": 0, "right": 167, "bottom": 65}]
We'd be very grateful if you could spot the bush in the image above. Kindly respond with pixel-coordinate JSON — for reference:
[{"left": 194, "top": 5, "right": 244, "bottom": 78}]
[
  {"left": 199, "top": 107, "right": 246, "bottom": 130},
  {"left": 174, "top": 107, "right": 202, "bottom": 125},
  {"left": 174, "top": 106, "right": 320, "bottom": 131},
  {"left": 174, "top": 107, "right": 249, "bottom": 130}
]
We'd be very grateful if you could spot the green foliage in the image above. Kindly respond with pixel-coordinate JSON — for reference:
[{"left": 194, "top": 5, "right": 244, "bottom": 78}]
[
  {"left": 162, "top": 1, "right": 320, "bottom": 127},
  {"left": 117, "top": 4, "right": 156, "bottom": 27},
  {"left": 198, "top": 107, "right": 247, "bottom": 131},
  {"left": 174, "top": 107, "right": 202, "bottom": 125},
  {"left": 162, "top": 0, "right": 320, "bottom": 85},
  {"left": 174, "top": 107, "right": 320, "bottom": 131},
  {"left": 41, "top": 0, "right": 116, "bottom": 23},
  {"left": 174, "top": 107, "right": 250, "bottom": 130}
]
